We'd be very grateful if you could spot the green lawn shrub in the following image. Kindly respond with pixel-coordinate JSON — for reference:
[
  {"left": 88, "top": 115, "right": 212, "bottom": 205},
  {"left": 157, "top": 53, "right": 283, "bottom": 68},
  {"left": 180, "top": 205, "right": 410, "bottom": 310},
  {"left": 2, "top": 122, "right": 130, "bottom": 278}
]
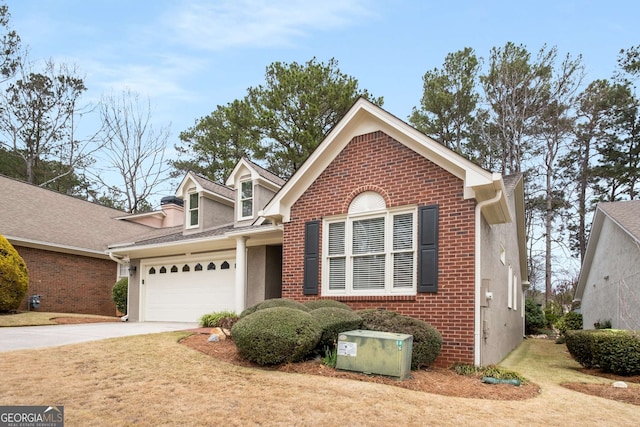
[
  {"left": 112, "top": 278, "right": 128, "bottom": 314},
  {"left": 199, "top": 310, "right": 239, "bottom": 329},
  {"left": 231, "top": 307, "right": 321, "bottom": 365},
  {"left": 0, "top": 234, "right": 29, "bottom": 312},
  {"left": 566, "top": 329, "right": 640, "bottom": 375},
  {"left": 524, "top": 298, "right": 545, "bottom": 334},
  {"left": 239, "top": 298, "right": 310, "bottom": 318},
  {"left": 303, "top": 299, "right": 352, "bottom": 311},
  {"left": 359, "top": 309, "right": 442, "bottom": 369},
  {"left": 309, "top": 307, "right": 362, "bottom": 350},
  {"left": 555, "top": 311, "right": 583, "bottom": 335}
]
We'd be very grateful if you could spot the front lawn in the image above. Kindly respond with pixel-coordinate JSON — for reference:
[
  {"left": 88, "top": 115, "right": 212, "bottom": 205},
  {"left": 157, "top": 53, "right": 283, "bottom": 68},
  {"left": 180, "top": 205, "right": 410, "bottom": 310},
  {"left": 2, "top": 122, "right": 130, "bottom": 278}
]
[{"left": 0, "top": 311, "right": 119, "bottom": 327}]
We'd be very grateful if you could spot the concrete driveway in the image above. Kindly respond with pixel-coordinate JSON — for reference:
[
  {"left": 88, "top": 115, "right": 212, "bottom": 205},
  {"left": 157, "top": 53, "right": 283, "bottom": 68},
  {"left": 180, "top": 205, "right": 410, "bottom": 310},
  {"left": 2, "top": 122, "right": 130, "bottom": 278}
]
[{"left": 0, "top": 322, "right": 198, "bottom": 352}]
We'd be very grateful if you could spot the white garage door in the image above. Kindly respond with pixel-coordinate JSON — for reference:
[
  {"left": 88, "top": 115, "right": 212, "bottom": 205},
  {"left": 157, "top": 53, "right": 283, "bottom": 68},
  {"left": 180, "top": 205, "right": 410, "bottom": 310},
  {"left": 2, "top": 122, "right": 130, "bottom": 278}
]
[{"left": 142, "top": 253, "right": 236, "bottom": 322}]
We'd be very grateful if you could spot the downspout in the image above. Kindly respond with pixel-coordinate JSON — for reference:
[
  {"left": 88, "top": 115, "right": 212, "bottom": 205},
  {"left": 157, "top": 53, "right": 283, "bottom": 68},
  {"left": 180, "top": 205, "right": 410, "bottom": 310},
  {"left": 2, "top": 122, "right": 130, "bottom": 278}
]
[
  {"left": 108, "top": 252, "right": 130, "bottom": 321},
  {"left": 108, "top": 252, "right": 127, "bottom": 265},
  {"left": 474, "top": 190, "right": 502, "bottom": 366}
]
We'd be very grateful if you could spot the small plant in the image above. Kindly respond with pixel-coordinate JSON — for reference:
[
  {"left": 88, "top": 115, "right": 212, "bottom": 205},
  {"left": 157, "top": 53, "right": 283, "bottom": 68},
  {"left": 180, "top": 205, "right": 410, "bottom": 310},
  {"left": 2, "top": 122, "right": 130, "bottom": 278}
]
[
  {"left": 451, "top": 363, "right": 482, "bottom": 376},
  {"left": 112, "top": 278, "right": 128, "bottom": 314},
  {"left": 524, "top": 298, "right": 545, "bottom": 334},
  {"left": 451, "top": 363, "right": 528, "bottom": 384},
  {"left": 199, "top": 310, "right": 239, "bottom": 329},
  {"left": 322, "top": 345, "right": 338, "bottom": 368},
  {"left": 555, "top": 311, "right": 583, "bottom": 335},
  {"left": 594, "top": 319, "right": 612, "bottom": 329}
]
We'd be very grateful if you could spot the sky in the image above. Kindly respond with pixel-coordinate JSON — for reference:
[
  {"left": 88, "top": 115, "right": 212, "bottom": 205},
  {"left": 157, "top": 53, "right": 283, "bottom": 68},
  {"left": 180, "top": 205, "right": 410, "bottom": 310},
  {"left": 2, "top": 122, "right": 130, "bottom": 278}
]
[{"left": 5, "top": 0, "right": 639, "bottom": 193}]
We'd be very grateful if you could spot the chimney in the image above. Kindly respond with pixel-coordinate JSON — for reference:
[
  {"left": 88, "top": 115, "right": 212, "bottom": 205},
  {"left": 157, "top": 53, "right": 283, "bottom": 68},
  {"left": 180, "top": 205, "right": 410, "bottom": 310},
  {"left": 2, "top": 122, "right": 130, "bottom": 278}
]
[{"left": 160, "top": 196, "right": 184, "bottom": 227}]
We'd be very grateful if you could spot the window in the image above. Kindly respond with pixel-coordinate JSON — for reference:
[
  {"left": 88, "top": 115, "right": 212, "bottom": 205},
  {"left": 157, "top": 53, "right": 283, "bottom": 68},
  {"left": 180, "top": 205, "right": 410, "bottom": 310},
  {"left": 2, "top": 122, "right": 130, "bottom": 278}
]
[
  {"left": 512, "top": 273, "right": 518, "bottom": 310},
  {"left": 323, "top": 202, "right": 416, "bottom": 296},
  {"left": 194, "top": 263, "right": 203, "bottom": 271},
  {"left": 188, "top": 192, "right": 199, "bottom": 227},
  {"left": 240, "top": 180, "right": 253, "bottom": 218},
  {"left": 507, "top": 264, "right": 513, "bottom": 309}
]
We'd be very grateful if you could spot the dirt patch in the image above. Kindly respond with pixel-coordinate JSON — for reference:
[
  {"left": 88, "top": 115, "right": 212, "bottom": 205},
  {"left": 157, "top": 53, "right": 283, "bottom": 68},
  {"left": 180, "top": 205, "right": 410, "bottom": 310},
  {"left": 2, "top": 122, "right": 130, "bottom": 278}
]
[
  {"left": 180, "top": 333, "right": 540, "bottom": 400},
  {"left": 51, "top": 317, "right": 121, "bottom": 324}
]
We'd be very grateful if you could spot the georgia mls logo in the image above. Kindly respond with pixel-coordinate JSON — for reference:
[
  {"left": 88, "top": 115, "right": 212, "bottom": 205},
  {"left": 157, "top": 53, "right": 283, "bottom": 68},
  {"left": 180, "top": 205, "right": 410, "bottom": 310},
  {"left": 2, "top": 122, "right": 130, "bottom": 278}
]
[{"left": 0, "top": 405, "right": 64, "bottom": 427}]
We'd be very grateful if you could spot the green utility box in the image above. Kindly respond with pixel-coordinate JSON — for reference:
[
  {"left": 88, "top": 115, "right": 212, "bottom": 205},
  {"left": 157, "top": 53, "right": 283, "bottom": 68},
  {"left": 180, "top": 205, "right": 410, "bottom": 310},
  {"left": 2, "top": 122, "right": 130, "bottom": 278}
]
[{"left": 335, "top": 330, "right": 413, "bottom": 380}]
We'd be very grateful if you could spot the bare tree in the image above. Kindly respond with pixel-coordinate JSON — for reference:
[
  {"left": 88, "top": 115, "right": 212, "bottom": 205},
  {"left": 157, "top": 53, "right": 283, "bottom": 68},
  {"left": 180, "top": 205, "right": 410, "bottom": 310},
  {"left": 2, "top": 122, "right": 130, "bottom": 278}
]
[
  {"left": 0, "top": 58, "right": 99, "bottom": 191},
  {"left": 96, "top": 89, "right": 171, "bottom": 213}
]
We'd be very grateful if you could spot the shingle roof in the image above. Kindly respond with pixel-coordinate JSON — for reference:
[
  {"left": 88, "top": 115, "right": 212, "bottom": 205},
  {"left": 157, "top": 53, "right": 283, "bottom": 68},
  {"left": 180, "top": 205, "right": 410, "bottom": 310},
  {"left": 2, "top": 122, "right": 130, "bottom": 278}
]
[
  {"left": 599, "top": 200, "right": 640, "bottom": 242},
  {"left": 243, "top": 158, "right": 286, "bottom": 186},
  {"left": 0, "top": 175, "right": 156, "bottom": 253},
  {"left": 190, "top": 173, "right": 235, "bottom": 200}
]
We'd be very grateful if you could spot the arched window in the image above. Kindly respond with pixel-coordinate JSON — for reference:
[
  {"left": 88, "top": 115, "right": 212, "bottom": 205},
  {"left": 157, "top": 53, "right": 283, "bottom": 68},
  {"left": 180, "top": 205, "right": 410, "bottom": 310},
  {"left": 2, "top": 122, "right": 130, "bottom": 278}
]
[
  {"left": 207, "top": 262, "right": 216, "bottom": 270},
  {"left": 159, "top": 266, "right": 167, "bottom": 274},
  {"left": 149, "top": 267, "right": 156, "bottom": 274},
  {"left": 182, "top": 264, "right": 190, "bottom": 272},
  {"left": 221, "top": 261, "right": 230, "bottom": 269},
  {"left": 194, "top": 263, "right": 203, "bottom": 271},
  {"left": 170, "top": 265, "right": 178, "bottom": 273}
]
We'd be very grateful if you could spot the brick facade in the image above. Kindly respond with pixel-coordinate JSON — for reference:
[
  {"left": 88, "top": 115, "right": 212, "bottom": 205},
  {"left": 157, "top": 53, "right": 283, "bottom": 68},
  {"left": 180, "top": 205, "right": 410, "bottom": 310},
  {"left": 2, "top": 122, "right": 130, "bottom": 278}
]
[
  {"left": 282, "top": 131, "right": 477, "bottom": 366},
  {"left": 16, "top": 246, "right": 119, "bottom": 316}
]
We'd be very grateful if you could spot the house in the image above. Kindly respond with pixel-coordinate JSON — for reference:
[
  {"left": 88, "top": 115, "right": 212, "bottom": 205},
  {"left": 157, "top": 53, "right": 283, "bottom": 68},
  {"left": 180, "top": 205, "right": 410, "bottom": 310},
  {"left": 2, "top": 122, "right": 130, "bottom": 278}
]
[
  {"left": 110, "top": 99, "right": 528, "bottom": 366},
  {"left": 0, "top": 175, "right": 166, "bottom": 316},
  {"left": 574, "top": 201, "right": 640, "bottom": 330}
]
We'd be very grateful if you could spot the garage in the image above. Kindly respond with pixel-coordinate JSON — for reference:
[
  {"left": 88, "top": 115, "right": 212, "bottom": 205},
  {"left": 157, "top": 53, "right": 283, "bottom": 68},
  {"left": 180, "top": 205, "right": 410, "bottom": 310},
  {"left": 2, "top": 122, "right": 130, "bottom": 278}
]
[{"left": 141, "top": 252, "right": 236, "bottom": 322}]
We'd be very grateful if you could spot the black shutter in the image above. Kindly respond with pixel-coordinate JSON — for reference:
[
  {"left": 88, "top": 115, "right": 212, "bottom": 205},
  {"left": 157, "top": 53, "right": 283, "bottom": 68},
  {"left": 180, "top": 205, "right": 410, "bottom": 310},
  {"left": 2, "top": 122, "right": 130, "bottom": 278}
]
[
  {"left": 303, "top": 220, "right": 320, "bottom": 295},
  {"left": 418, "top": 205, "right": 439, "bottom": 293}
]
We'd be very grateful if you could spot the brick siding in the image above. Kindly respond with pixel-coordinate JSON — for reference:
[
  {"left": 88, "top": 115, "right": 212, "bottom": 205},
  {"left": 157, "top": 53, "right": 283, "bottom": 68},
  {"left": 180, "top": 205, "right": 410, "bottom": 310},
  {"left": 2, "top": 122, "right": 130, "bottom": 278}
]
[
  {"left": 15, "top": 246, "right": 119, "bottom": 316},
  {"left": 282, "top": 131, "right": 477, "bottom": 366}
]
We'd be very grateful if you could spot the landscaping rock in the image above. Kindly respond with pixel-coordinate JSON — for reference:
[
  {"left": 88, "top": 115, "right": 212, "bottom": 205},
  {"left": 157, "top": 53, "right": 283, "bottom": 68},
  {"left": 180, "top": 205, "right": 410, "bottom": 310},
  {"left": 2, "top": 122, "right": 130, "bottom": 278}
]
[
  {"left": 612, "top": 381, "right": 628, "bottom": 389},
  {"left": 208, "top": 334, "right": 220, "bottom": 342}
]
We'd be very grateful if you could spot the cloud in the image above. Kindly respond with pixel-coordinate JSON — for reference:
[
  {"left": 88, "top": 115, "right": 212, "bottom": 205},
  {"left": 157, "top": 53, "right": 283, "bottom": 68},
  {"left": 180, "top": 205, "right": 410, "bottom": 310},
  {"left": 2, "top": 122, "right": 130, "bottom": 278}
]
[{"left": 163, "top": 0, "right": 372, "bottom": 51}]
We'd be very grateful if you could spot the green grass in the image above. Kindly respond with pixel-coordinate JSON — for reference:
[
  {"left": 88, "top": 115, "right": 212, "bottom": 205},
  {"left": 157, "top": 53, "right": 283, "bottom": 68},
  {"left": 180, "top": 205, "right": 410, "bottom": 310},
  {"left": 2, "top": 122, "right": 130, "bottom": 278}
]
[{"left": 0, "top": 311, "right": 117, "bottom": 327}]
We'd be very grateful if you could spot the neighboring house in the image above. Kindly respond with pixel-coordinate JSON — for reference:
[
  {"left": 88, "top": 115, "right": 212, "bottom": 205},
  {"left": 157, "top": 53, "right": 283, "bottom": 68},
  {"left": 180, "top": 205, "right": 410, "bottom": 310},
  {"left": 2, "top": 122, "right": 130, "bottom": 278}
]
[
  {"left": 0, "top": 175, "right": 166, "bottom": 316},
  {"left": 110, "top": 98, "right": 528, "bottom": 367},
  {"left": 574, "top": 201, "right": 640, "bottom": 330}
]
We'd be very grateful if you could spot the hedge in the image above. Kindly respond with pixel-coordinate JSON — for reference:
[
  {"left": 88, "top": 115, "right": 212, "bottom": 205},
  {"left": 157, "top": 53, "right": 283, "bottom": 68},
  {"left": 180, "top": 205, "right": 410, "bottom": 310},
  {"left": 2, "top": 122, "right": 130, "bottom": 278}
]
[{"left": 566, "top": 329, "right": 640, "bottom": 375}]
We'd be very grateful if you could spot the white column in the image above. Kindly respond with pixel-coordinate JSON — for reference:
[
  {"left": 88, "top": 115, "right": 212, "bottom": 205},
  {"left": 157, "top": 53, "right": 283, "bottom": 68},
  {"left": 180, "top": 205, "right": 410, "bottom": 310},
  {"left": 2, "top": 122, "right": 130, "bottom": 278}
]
[{"left": 235, "top": 236, "right": 248, "bottom": 314}]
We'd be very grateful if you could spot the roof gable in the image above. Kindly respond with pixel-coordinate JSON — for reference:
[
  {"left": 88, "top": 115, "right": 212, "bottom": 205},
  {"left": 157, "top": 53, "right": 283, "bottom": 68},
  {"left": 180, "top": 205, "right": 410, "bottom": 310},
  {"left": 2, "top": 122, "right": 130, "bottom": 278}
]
[
  {"left": 225, "top": 157, "right": 285, "bottom": 190},
  {"left": 176, "top": 171, "right": 234, "bottom": 203},
  {"left": 262, "top": 98, "right": 509, "bottom": 223}
]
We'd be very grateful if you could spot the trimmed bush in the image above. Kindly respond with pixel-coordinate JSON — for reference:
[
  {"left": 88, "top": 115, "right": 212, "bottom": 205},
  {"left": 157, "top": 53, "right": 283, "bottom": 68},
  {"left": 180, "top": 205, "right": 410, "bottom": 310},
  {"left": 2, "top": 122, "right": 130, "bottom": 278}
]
[
  {"left": 359, "top": 309, "right": 442, "bottom": 369},
  {"left": 566, "top": 329, "right": 640, "bottom": 375},
  {"left": 0, "top": 234, "right": 29, "bottom": 312},
  {"left": 199, "top": 310, "right": 239, "bottom": 329},
  {"left": 231, "top": 307, "right": 321, "bottom": 365},
  {"left": 112, "top": 278, "right": 128, "bottom": 314},
  {"left": 239, "top": 298, "right": 309, "bottom": 318},
  {"left": 555, "top": 311, "right": 583, "bottom": 335},
  {"left": 304, "top": 299, "right": 352, "bottom": 311},
  {"left": 524, "top": 298, "right": 545, "bottom": 334},
  {"left": 310, "top": 307, "right": 362, "bottom": 350}
]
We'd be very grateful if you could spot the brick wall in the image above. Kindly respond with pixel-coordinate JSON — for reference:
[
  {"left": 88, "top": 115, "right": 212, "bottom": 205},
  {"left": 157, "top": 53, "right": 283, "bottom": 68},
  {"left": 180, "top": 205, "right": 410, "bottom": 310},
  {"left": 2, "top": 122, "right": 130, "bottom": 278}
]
[
  {"left": 282, "top": 131, "right": 476, "bottom": 366},
  {"left": 15, "top": 246, "right": 119, "bottom": 316}
]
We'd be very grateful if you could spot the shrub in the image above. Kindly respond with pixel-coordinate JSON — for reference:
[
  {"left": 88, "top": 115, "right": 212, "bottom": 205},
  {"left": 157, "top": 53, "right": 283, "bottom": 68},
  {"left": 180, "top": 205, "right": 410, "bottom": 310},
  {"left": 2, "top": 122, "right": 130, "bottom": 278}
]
[
  {"left": 309, "top": 307, "right": 362, "bottom": 350},
  {"left": 566, "top": 329, "right": 640, "bottom": 375},
  {"left": 594, "top": 319, "right": 612, "bottom": 329},
  {"left": 544, "top": 302, "right": 562, "bottom": 329},
  {"left": 555, "top": 311, "right": 583, "bottom": 335},
  {"left": 112, "top": 278, "right": 128, "bottom": 314},
  {"left": 359, "top": 309, "right": 442, "bottom": 369},
  {"left": 200, "top": 310, "right": 239, "bottom": 329},
  {"left": 524, "top": 298, "right": 545, "bottom": 334},
  {"left": 231, "top": 307, "right": 321, "bottom": 365},
  {"left": 0, "top": 234, "right": 29, "bottom": 312},
  {"left": 239, "top": 298, "right": 309, "bottom": 318},
  {"left": 304, "top": 299, "right": 352, "bottom": 311}
]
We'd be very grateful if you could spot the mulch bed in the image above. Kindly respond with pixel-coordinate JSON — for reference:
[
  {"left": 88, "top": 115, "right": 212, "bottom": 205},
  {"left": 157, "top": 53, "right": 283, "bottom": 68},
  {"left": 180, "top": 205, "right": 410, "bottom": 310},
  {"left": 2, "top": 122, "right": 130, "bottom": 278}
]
[
  {"left": 560, "top": 368, "right": 640, "bottom": 406},
  {"left": 179, "top": 332, "right": 540, "bottom": 401}
]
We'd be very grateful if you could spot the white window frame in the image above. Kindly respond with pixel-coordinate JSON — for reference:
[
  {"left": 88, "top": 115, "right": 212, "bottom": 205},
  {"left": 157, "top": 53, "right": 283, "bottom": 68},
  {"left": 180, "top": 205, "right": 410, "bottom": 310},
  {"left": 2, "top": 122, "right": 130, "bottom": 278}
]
[
  {"left": 239, "top": 180, "right": 253, "bottom": 220},
  {"left": 322, "top": 206, "right": 417, "bottom": 296},
  {"left": 508, "top": 264, "right": 513, "bottom": 309},
  {"left": 187, "top": 191, "right": 199, "bottom": 228}
]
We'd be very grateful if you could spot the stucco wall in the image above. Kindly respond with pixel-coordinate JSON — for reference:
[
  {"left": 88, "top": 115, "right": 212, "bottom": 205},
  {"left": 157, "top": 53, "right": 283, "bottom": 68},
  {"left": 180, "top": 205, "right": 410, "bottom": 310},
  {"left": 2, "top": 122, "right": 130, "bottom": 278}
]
[
  {"left": 15, "top": 246, "right": 119, "bottom": 316},
  {"left": 281, "top": 130, "right": 477, "bottom": 366},
  {"left": 479, "top": 194, "right": 524, "bottom": 365},
  {"left": 201, "top": 197, "right": 234, "bottom": 230},
  {"left": 581, "top": 217, "right": 640, "bottom": 330}
]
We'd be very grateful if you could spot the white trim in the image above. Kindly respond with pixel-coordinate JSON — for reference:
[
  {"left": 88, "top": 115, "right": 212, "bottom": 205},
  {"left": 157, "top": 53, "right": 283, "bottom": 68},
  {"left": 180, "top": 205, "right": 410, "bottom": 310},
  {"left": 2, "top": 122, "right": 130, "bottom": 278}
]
[
  {"left": 186, "top": 191, "right": 199, "bottom": 229},
  {"left": 7, "top": 236, "right": 110, "bottom": 259}
]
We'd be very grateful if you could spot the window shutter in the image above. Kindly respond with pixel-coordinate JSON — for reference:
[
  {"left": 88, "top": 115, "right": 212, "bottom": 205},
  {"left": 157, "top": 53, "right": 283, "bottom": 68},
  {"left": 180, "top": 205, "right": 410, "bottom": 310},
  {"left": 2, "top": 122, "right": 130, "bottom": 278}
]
[
  {"left": 418, "top": 205, "right": 439, "bottom": 293},
  {"left": 303, "top": 220, "right": 320, "bottom": 295}
]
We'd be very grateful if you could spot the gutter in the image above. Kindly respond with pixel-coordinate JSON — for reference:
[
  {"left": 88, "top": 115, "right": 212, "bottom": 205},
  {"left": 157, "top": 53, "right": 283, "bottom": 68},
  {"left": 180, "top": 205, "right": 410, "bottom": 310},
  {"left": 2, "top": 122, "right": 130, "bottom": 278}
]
[
  {"left": 108, "top": 252, "right": 128, "bottom": 265},
  {"left": 474, "top": 190, "right": 502, "bottom": 366}
]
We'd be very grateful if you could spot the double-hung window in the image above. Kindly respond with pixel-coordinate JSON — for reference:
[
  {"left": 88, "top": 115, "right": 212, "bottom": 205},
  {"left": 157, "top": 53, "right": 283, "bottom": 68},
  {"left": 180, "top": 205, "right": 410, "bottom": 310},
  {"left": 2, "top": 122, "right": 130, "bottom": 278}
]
[
  {"left": 240, "top": 180, "right": 253, "bottom": 219},
  {"left": 324, "top": 195, "right": 416, "bottom": 296},
  {"left": 187, "top": 192, "right": 199, "bottom": 228}
]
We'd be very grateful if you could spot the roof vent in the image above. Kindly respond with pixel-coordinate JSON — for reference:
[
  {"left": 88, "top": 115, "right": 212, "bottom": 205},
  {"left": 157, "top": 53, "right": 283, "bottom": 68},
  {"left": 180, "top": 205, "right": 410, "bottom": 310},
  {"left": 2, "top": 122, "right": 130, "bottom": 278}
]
[{"left": 160, "top": 196, "right": 184, "bottom": 207}]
